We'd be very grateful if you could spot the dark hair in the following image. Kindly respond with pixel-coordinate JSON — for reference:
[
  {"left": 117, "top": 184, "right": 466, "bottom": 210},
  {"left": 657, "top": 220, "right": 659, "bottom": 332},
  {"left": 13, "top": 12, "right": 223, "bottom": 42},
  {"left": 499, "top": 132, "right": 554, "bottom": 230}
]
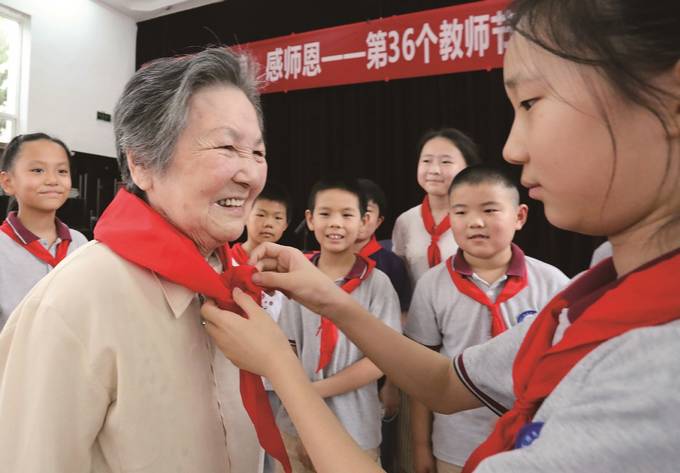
[
  {"left": 507, "top": 0, "right": 680, "bottom": 235},
  {"left": 1, "top": 133, "right": 73, "bottom": 214},
  {"left": 508, "top": 1, "right": 679, "bottom": 126},
  {"left": 416, "top": 128, "right": 482, "bottom": 167},
  {"left": 357, "top": 178, "right": 387, "bottom": 217},
  {"left": 449, "top": 164, "right": 520, "bottom": 205},
  {"left": 256, "top": 182, "right": 293, "bottom": 224},
  {"left": 307, "top": 177, "right": 368, "bottom": 216}
]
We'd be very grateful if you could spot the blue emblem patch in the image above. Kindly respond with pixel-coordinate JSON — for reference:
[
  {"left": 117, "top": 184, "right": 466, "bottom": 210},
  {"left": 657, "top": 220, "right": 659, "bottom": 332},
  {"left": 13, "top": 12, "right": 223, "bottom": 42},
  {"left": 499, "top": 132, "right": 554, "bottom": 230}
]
[
  {"left": 514, "top": 421, "right": 544, "bottom": 449},
  {"left": 517, "top": 309, "right": 537, "bottom": 323}
]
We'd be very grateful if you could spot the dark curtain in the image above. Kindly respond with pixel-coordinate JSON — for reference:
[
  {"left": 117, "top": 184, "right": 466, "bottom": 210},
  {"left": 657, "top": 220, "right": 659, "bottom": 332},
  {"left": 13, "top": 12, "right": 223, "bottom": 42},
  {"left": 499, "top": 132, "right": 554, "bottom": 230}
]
[{"left": 135, "top": 0, "right": 604, "bottom": 276}]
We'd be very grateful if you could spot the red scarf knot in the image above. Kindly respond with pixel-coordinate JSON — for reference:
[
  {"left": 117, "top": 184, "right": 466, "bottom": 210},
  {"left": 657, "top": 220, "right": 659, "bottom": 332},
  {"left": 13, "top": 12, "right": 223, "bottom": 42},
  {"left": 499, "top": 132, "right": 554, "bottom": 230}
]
[
  {"left": 217, "top": 263, "right": 262, "bottom": 311},
  {"left": 421, "top": 195, "right": 451, "bottom": 268},
  {"left": 311, "top": 253, "right": 376, "bottom": 372},
  {"left": 1, "top": 213, "right": 72, "bottom": 268},
  {"left": 513, "top": 398, "right": 537, "bottom": 417},
  {"left": 447, "top": 244, "right": 528, "bottom": 337},
  {"left": 94, "top": 189, "right": 291, "bottom": 473}
]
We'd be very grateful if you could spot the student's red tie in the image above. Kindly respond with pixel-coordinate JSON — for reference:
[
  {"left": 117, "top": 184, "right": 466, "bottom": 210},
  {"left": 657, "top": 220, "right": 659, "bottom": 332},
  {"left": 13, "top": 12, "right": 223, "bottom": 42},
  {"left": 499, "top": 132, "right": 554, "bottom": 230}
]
[
  {"left": 315, "top": 254, "right": 376, "bottom": 372},
  {"left": 446, "top": 251, "right": 527, "bottom": 337},
  {"left": 94, "top": 189, "right": 291, "bottom": 473},
  {"left": 0, "top": 220, "right": 71, "bottom": 267},
  {"left": 421, "top": 195, "right": 450, "bottom": 267},
  {"left": 462, "top": 249, "right": 680, "bottom": 472},
  {"left": 358, "top": 235, "right": 382, "bottom": 259}
]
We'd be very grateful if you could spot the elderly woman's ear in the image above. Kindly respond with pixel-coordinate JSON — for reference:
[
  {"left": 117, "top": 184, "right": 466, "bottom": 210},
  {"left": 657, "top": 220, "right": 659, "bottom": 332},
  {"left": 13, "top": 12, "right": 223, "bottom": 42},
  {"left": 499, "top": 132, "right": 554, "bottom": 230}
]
[{"left": 126, "top": 151, "right": 153, "bottom": 191}]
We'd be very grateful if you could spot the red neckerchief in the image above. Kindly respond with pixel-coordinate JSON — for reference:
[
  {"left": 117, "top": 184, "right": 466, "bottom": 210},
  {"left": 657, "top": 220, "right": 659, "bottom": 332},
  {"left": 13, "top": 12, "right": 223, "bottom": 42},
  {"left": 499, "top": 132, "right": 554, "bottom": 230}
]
[
  {"left": 463, "top": 248, "right": 680, "bottom": 472},
  {"left": 307, "top": 252, "right": 376, "bottom": 372},
  {"left": 446, "top": 244, "right": 528, "bottom": 337},
  {"left": 1, "top": 213, "right": 71, "bottom": 267},
  {"left": 94, "top": 189, "right": 291, "bottom": 473},
  {"left": 358, "top": 235, "right": 382, "bottom": 259},
  {"left": 230, "top": 242, "right": 250, "bottom": 266},
  {"left": 420, "top": 195, "right": 450, "bottom": 267}
]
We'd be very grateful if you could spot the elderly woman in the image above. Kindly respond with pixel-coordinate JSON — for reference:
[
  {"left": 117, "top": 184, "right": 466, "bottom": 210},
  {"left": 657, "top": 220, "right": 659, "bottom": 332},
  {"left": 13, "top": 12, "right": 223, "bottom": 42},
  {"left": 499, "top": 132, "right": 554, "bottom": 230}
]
[{"left": 0, "top": 47, "right": 277, "bottom": 472}]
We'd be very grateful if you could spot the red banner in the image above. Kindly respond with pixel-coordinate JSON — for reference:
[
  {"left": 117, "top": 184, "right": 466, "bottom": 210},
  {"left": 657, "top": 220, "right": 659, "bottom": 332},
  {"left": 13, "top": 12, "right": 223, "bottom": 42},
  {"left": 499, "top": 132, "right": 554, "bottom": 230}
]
[{"left": 237, "top": 0, "right": 511, "bottom": 94}]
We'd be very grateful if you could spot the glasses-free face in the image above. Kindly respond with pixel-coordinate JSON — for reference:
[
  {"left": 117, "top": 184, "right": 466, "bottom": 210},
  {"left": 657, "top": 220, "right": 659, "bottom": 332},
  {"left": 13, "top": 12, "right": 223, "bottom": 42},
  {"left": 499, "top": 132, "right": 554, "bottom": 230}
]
[
  {"left": 306, "top": 189, "right": 366, "bottom": 254},
  {"left": 449, "top": 182, "right": 527, "bottom": 261},
  {"left": 128, "top": 85, "right": 267, "bottom": 255},
  {"left": 502, "top": 34, "right": 679, "bottom": 242},
  {"left": 417, "top": 137, "right": 467, "bottom": 197},
  {"left": 246, "top": 198, "right": 288, "bottom": 245},
  {"left": 0, "top": 140, "right": 72, "bottom": 215}
]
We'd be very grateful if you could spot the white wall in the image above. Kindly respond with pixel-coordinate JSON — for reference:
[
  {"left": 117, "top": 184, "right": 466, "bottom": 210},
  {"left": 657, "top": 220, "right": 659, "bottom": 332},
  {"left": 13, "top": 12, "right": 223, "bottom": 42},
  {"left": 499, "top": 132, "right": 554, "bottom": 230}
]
[{"left": 1, "top": 0, "right": 136, "bottom": 157}]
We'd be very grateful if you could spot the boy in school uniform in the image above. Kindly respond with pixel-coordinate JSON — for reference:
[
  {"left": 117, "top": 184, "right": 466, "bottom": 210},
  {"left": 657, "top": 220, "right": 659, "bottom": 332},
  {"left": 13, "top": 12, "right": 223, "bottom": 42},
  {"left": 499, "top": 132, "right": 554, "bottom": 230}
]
[
  {"left": 276, "top": 178, "right": 402, "bottom": 472},
  {"left": 231, "top": 182, "right": 291, "bottom": 267},
  {"left": 406, "top": 165, "right": 569, "bottom": 473}
]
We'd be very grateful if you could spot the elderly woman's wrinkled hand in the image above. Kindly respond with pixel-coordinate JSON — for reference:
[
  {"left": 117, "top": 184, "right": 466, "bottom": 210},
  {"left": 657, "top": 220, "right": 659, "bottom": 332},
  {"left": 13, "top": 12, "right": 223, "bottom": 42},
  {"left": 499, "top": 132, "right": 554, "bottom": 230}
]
[
  {"left": 201, "top": 288, "right": 294, "bottom": 378},
  {"left": 247, "top": 242, "right": 350, "bottom": 316}
]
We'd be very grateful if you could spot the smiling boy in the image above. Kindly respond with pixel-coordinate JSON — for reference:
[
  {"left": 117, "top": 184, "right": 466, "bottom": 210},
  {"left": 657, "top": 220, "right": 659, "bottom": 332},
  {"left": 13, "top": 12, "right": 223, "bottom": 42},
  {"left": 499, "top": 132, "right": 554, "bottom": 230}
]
[
  {"left": 275, "top": 178, "right": 401, "bottom": 472},
  {"left": 406, "top": 165, "right": 569, "bottom": 473}
]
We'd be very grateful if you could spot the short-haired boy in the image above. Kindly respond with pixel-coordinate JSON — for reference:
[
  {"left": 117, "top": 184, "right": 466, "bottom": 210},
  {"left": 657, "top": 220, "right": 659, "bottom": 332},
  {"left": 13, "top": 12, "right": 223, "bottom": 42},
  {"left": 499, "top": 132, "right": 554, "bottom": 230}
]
[
  {"left": 232, "top": 182, "right": 292, "bottom": 267},
  {"left": 406, "top": 165, "right": 569, "bottom": 473},
  {"left": 276, "top": 177, "right": 402, "bottom": 472}
]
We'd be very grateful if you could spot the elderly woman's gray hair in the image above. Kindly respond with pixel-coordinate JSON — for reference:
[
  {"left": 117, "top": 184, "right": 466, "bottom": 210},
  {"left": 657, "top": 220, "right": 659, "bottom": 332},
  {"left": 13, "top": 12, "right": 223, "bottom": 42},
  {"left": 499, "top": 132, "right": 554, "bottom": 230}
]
[{"left": 113, "top": 47, "right": 263, "bottom": 192}]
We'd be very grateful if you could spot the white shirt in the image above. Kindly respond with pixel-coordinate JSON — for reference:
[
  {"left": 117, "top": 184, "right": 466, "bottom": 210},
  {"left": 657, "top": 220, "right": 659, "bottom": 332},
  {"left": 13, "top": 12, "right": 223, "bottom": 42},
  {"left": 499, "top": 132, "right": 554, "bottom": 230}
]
[{"left": 391, "top": 204, "right": 458, "bottom": 286}]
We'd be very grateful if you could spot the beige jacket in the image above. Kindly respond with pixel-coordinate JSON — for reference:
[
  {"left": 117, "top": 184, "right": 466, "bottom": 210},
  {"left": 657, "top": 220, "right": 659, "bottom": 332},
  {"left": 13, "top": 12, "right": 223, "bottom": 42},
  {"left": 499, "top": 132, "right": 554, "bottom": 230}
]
[{"left": 0, "top": 241, "right": 261, "bottom": 472}]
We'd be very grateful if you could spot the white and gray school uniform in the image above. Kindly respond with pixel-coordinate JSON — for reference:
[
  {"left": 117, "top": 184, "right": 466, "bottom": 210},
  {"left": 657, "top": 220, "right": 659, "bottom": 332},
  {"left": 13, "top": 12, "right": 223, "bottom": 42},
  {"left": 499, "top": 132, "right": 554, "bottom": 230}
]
[
  {"left": 0, "top": 213, "right": 87, "bottom": 330},
  {"left": 405, "top": 247, "right": 569, "bottom": 466},
  {"left": 454, "top": 307, "right": 680, "bottom": 471},
  {"left": 391, "top": 205, "right": 458, "bottom": 286},
  {"left": 277, "top": 262, "right": 402, "bottom": 450}
]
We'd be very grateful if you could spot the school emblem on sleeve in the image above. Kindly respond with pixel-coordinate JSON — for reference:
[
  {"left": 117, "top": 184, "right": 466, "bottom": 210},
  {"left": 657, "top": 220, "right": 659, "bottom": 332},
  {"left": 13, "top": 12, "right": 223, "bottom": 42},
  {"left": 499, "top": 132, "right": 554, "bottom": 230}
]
[
  {"left": 517, "top": 309, "right": 537, "bottom": 323},
  {"left": 514, "top": 421, "right": 544, "bottom": 449}
]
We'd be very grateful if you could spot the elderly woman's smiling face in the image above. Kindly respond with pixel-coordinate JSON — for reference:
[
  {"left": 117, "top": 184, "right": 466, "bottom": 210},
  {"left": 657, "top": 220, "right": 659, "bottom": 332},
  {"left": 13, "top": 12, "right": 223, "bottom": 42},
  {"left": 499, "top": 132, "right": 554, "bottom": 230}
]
[{"left": 131, "top": 84, "right": 267, "bottom": 254}]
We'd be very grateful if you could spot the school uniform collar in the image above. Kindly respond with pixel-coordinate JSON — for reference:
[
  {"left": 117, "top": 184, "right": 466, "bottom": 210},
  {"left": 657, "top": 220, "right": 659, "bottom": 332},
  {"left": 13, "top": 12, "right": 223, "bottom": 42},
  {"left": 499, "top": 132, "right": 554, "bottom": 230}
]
[
  {"left": 564, "top": 246, "right": 680, "bottom": 323},
  {"left": 6, "top": 211, "right": 71, "bottom": 244},
  {"left": 309, "top": 252, "right": 370, "bottom": 284},
  {"left": 452, "top": 242, "right": 526, "bottom": 278},
  {"left": 154, "top": 250, "right": 224, "bottom": 319}
]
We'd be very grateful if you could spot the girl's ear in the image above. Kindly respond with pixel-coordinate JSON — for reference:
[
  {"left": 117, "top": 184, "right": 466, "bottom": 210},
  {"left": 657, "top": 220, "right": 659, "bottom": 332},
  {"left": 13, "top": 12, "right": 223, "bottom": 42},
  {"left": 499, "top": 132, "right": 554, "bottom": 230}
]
[{"left": 0, "top": 171, "right": 15, "bottom": 196}]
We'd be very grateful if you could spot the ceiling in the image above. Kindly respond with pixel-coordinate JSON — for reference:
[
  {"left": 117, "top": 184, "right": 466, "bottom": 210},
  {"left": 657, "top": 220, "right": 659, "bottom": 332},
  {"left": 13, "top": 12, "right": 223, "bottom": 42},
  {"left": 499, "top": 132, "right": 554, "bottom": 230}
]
[{"left": 96, "top": 0, "right": 223, "bottom": 21}]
